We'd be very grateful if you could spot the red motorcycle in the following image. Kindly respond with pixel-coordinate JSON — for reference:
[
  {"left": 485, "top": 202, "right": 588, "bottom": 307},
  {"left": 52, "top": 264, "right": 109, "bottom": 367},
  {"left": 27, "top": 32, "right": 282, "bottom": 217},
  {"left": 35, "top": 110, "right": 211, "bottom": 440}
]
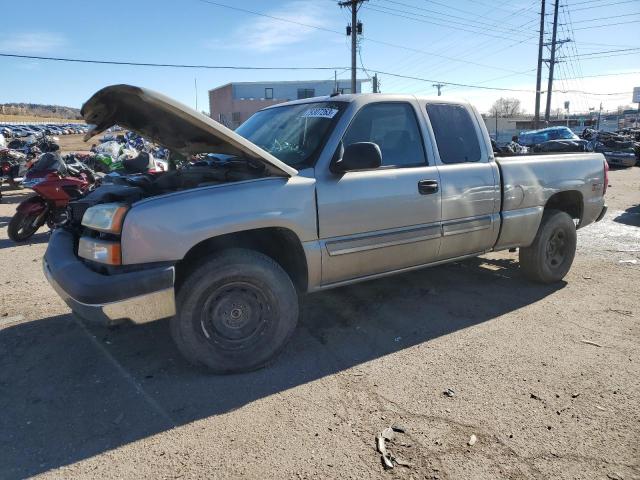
[{"left": 8, "top": 153, "right": 96, "bottom": 242}]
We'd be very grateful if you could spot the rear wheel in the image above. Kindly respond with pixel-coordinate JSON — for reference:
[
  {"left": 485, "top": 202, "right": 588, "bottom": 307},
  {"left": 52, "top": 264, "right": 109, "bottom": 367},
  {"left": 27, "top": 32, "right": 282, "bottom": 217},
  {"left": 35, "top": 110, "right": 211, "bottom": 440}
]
[
  {"left": 519, "top": 209, "right": 577, "bottom": 283},
  {"left": 8, "top": 211, "right": 43, "bottom": 242},
  {"left": 171, "top": 249, "right": 299, "bottom": 373}
]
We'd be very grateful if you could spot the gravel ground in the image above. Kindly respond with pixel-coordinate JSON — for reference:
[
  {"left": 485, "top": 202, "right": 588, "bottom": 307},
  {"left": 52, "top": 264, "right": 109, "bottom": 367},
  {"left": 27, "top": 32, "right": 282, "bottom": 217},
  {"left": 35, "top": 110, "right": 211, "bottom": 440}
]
[{"left": 0, "top": 147, "right": 639, "bottom": 479}]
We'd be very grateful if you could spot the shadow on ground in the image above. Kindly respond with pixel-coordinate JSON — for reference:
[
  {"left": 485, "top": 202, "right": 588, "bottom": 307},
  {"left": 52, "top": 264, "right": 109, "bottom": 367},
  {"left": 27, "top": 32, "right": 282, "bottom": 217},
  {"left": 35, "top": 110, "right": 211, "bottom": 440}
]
[
  {"left": 614, "top": 205, "right": 640, "bottom": 227},
  {"left": 0, "top": 231, "right": 49, "bottom": 249},
  {"left": 0, "top": 190, "right": 30, "bottom": 205},
  {"left": 0, "top": 257, "right": 564, "bottom": 478}
]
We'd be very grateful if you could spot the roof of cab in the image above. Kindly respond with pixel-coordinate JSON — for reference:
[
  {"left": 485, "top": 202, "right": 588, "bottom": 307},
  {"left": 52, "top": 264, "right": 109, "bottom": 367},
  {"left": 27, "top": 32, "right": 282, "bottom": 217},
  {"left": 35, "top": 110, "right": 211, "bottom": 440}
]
[{"left": 260, "top": 93, "right": 473, "bottom": 110}]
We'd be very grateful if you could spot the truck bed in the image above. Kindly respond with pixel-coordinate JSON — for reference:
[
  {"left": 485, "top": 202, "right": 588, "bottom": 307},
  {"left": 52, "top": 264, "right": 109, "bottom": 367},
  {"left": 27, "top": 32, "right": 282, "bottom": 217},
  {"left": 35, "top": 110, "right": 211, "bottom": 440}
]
[{"left": 493, "top": 152, "right": 606, "bottom": 250}]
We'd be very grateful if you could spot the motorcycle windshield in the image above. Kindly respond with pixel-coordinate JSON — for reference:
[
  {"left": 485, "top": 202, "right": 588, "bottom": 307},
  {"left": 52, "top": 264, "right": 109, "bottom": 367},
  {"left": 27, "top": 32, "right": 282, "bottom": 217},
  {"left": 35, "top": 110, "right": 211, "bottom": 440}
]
[{"left": 32, "top": 153, "right": 66, "bottom": 174}]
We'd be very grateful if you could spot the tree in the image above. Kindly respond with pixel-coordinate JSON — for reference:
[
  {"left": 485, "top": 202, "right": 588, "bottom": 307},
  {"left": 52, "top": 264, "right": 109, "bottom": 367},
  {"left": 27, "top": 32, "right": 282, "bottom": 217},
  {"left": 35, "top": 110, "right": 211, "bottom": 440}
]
[{"left": 489, "top": 97, "right": 523, "bottom": 117}]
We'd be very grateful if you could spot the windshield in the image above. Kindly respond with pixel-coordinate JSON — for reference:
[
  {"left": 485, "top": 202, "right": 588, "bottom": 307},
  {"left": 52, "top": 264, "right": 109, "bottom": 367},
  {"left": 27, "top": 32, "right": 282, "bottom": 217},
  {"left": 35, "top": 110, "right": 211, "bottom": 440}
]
[{"left": 235, "top": 102, "right": 345, "bottom": 167}]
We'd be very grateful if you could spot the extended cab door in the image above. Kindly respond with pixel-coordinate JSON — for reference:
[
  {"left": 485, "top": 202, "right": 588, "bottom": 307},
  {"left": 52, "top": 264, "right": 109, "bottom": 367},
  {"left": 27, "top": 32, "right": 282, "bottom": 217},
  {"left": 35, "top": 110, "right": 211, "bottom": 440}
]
[
  {"left": 316, "top": 101, "right": 442, "bottom": 286},
  {"left": 423, "top": 102, "right": 501, "bottom": 260}
]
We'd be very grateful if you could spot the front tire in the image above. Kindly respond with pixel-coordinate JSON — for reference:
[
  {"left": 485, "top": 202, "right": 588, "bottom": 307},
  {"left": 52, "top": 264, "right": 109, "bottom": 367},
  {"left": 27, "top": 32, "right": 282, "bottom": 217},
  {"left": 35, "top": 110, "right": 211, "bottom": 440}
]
[
  {"left": 8, "top": 211, "right": 42, "bottom": 242},
  {"left": 519, "top": 209, "right": 577, "bottom": 283},
  {"left": 171, "top": 249, "right": 299, "bottom": 373}
]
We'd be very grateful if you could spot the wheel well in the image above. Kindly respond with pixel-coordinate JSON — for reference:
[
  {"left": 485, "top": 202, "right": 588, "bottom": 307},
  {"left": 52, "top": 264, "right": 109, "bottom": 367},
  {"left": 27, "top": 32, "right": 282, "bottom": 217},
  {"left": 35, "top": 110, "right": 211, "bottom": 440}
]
[
  {"left": 545, "top": 190, "right": 583, "bottom": 223},
  {"left": 175, "top": 228, "right": 309, "bottom": 293}
]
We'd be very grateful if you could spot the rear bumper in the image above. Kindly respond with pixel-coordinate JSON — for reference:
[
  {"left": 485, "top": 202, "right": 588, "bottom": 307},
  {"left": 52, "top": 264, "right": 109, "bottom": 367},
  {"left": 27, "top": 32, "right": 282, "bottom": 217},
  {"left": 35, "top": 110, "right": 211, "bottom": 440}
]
[{"left": 43, "top": 229, "right": 176, "bottom": 325}]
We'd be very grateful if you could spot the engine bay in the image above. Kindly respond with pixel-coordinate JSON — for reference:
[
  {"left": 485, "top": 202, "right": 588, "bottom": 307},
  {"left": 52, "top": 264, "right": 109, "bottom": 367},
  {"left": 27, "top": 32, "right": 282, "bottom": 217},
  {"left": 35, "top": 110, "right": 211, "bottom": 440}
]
[{"left": 68, "top": 155, "right": 269, "bottom": 227}]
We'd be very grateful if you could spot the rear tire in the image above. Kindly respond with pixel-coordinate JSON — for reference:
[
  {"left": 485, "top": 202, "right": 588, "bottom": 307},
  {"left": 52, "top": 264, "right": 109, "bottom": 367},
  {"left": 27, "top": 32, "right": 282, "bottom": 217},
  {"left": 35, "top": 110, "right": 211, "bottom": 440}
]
[
  {"left": 8, "top": 211, "right": 42, "bottom": 242},
  {"left": 519, "top": 209, "right": 577, "bottom": 283},
  {"left": 171, "top": 249, "right": 299, "bottom": 373}
]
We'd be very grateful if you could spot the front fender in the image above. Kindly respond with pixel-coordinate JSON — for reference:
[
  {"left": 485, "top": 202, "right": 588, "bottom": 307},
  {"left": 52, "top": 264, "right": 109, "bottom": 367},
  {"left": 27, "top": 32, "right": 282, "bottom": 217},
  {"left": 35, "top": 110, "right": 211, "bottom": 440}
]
[
  {"left": 17, "top": 196, "right": 47, "bottom": 216},
  {"left": 120, "top": 176, "right": 318, "bottom": 265}
]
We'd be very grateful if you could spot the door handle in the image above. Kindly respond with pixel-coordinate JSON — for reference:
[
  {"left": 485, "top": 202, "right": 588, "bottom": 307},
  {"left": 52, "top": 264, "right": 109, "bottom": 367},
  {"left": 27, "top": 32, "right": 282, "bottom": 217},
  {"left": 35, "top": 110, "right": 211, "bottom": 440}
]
[{"left": 418, "top": 179, "right": 439, "bottom": 195}]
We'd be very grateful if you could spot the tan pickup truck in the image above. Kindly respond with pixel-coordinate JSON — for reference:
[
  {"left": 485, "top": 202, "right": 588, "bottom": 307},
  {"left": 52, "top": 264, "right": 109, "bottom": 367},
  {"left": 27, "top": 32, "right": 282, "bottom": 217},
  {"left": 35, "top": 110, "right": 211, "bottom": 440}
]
[{"left": 44, "top": 85, "right": 608, "bottom": 373}]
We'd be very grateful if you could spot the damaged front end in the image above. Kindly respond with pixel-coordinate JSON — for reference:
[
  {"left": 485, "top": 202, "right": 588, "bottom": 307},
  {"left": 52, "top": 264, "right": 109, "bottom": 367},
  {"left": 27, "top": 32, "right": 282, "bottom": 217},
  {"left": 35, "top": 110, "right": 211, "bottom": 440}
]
[{"left": 67, "top": 84, "right": 301, "bottom": 229}]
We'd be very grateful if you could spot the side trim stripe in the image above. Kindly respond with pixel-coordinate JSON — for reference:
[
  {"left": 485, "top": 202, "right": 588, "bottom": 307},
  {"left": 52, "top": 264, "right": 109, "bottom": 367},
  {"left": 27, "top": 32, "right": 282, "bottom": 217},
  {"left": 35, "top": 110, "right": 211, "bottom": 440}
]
[{"left": 326, "top": 225, "right": 441, "bottom": 256}]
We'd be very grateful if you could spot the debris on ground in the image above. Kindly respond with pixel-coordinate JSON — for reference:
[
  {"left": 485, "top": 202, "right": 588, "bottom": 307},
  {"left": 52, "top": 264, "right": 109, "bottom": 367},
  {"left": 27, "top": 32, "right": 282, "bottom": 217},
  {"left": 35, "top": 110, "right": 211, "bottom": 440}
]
[
  {"left": 443, "top": 388, "right": 455, "bottom": 397},
  {"left": 376, "top": 426, "right": 413, "bottom": 470},
  {"left": 468, "top": 434, "right": 477, "bottom": 446},
  {"left": 580, "top": 339, "right": 603, "bottom": 347},
  {"left": 618, "top": 259, "right": 638, "bottom": 265}
]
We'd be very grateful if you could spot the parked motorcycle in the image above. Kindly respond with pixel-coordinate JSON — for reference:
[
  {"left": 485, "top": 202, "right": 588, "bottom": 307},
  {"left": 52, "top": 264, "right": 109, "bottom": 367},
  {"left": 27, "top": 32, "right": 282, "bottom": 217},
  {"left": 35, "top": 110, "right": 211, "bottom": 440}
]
[
  {"left": 0, "top": 148, "right": 27, "bottom": 189},
  {"left": 8, "top": 152, "right": 97, "bottom": 242}
]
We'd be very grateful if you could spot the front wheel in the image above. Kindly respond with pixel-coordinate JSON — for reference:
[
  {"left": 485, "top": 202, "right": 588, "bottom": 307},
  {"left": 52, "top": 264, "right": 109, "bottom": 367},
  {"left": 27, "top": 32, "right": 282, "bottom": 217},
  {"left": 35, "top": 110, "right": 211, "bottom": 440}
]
[
  {"left": 8, "top": 211, "right": 44, "bottom": 242},
  {"left": 519, "top": 209, "right": 577, "bottom": 283},
  {"left": 171, "top": 249, "right": 299, "bottom": 373}
]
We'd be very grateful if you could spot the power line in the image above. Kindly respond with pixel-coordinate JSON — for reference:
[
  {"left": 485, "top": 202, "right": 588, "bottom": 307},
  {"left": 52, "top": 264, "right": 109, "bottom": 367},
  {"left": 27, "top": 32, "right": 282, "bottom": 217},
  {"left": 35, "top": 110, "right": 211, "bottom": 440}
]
[
  {"left": 424, "top": 0, "right": 538, "bottom": 19},
  {"left": 570, "top": 0, "right": 635, "bottom": 5},
  {"left": 572, "top": 0, "right": 638, "bottom": 11},
  {"left": 364, "top": 68, "right": 630, "bottom": 95},
  {"left": 6, "top": 51, "right": 625, "bottom": 95},
  {"left": 195, "top": 0, "right": 343, "bottom": 35},
  {"left": 364, "top": 4, "right": 533, "bottom": 41},
  {"left": 575, "top": 47, "right": 640, "bottom": 57},
  {"left": 373, "top": 0, "right": 537, "bottom": 35},
  {"left": 0, "top": 53, "right": 349, "bottom": 70},
  {"left": 562, "top": 70, "right": 640, "bottom": 78},
  {"left": 377, "top": 0, "right": 537, "bottom": 91},
  {"left": 566, "top": 12, "right": 640, "bottom": 23},
  {"left": 197, "top": 0, "right": 539, "bottom": 78},
  {"left": 572, "top": 20, "right": 640, "bottom": 30}
]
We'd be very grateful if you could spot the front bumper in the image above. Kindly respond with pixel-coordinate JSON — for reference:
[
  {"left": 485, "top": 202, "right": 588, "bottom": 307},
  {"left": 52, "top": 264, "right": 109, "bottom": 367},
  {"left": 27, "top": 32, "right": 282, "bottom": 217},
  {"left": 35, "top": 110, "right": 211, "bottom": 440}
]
[{"left": 43, "top": 229, "right": 176, "bottom": 325}]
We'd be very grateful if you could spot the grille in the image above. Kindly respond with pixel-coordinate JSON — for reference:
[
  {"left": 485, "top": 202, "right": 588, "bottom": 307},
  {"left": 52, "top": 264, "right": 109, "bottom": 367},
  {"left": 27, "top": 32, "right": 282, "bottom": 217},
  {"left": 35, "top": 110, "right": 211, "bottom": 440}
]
[{"left": 69, "top": 202, "right": 89, "bottom": 225}]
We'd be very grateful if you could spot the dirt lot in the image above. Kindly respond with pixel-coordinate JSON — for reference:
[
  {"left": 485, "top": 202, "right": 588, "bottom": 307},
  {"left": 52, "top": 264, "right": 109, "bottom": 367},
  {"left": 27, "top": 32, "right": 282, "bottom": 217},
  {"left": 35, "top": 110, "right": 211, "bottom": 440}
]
[{"left": 0, "top": 159, "right": 639, "bottom": 479}]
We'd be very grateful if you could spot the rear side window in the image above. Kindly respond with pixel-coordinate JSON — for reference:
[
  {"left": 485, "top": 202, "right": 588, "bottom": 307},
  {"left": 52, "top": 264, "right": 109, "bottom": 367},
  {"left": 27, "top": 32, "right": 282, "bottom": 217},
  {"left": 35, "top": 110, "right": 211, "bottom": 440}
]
[
  {"left": 342, "top": 102, "right": 426, "bottom": 167},
  {"left": 426, "top": 104, "right": 481, "bottom": 164}
]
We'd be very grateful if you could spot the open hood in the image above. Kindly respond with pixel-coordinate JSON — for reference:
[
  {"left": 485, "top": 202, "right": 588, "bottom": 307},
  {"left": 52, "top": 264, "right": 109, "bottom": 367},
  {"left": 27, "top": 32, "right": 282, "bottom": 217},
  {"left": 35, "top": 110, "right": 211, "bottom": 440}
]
[{"left": 81, "top": 84, "right": 297, "bottom": 177}]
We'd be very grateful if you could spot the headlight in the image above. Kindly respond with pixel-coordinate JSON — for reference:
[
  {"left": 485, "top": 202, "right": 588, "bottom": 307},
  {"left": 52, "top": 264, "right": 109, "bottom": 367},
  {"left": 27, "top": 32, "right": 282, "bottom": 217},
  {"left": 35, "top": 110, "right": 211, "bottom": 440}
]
[
  {"left": 78, "top": 237, "right": 121, "bottom": 265},
  {"left": 81, "top": 203, "right": 129, "bottom": 233}
]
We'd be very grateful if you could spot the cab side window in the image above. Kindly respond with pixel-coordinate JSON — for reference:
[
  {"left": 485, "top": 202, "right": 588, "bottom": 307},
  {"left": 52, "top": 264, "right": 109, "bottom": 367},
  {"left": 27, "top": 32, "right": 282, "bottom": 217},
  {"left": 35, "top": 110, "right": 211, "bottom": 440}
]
[
  {"left": 426, "top": 103, "right": 481, "bottom": 164},
  {"left": 342, "top": 103, "right": 427, "bottom": 167}
]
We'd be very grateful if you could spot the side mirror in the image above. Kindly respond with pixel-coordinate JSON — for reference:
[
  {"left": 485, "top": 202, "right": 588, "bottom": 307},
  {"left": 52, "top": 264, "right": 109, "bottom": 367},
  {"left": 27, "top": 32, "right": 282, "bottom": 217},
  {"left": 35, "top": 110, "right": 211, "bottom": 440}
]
[{"left": 333, "top": 142, "right": 382, "bottom": 173}]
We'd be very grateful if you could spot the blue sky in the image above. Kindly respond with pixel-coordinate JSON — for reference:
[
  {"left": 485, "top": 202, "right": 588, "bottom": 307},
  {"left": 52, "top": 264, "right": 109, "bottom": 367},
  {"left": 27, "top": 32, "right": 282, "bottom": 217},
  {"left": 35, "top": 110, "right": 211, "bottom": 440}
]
[{"left": 0, "top": 0, "right": 638, "bottom": 114}]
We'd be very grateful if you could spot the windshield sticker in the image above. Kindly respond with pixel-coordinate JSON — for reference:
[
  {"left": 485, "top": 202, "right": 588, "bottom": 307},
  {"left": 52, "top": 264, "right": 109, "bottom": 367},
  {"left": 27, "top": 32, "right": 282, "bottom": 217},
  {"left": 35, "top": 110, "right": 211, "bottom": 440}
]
[{"left": 300, "top": 108, "right": 339, "bottom": 119}]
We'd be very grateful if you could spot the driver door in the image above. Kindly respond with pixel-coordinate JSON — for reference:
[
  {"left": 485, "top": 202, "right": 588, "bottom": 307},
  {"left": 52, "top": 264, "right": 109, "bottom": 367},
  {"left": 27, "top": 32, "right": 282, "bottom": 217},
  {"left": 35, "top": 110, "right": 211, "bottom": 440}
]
[{"left": 315, "top": 101, "right": 442, "bottom": 286}]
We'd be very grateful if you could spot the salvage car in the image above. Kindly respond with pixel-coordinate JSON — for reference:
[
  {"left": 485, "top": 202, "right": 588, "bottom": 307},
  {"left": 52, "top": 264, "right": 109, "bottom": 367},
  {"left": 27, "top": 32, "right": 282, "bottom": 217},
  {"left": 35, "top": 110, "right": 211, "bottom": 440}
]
[
  {"left": 43, "top": 85, "right": 609, "bottom": 373},
  {"left": 518, "top": 126, "right": 588, "bottom": 153}
]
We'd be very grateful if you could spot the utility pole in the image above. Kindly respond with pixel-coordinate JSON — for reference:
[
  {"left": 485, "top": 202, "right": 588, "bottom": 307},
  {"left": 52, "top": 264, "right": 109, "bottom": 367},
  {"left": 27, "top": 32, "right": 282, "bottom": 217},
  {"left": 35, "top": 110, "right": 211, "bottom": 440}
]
[
  {"left": 433, "top": 83, "right": 445, "bottom": 96},
  {"left": 544, "top": 0, "right": 560, "bottom": 123},
  {"left": 533, "top": 0, "right": 545, "bottom": 128},
  {"left": 339, "top": 0, "right": 367, "bottom": 94},
  {"left": 597, "top": 102, "right": 602, "bottom": 130},
  {"left": 372, "top": 73, "right": 379, "bottom": 93}
]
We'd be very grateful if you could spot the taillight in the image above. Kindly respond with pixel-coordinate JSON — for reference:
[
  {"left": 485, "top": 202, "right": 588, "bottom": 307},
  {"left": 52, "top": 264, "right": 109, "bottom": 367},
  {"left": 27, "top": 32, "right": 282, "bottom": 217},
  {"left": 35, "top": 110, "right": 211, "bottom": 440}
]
[{"left": 603, "top": 160, "right": 609, "bottom": 195}]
